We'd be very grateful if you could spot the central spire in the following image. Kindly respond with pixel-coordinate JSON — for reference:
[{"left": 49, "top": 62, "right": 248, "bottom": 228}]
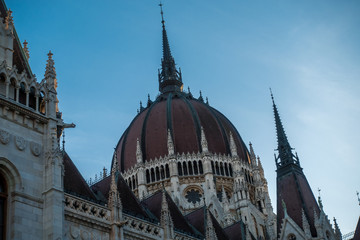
[
  {"left": 158, "top": 3, "right": 183, "bottom": 94},
  {"left": 271, "top": 89, "right": 300, "bottom": 172}
]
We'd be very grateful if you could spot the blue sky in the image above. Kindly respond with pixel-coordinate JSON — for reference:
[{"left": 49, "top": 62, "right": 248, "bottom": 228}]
[{"left": 8, "top": 0, "right": 360, "bottom": 234}]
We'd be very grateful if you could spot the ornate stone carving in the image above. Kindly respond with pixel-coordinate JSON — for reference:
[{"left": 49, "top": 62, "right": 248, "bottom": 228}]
[
  {"left": 0, "top": 129, "right": 10, "bottom": 144},
  {"left": 15, "top": 135, "right": 26, "bottom": 151},
  {"left": 64, "top": 194, "right": 110, "bottom": 221},
  {"left": 30, "top": 142, "right": 42, "bottom": 156}
]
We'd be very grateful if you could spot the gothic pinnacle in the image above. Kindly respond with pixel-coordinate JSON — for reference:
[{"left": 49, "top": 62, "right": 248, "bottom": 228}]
[
  {"left": 45, "top": 50, "right": 56, "bottom": 80},
  {"left": 158, "top": 2, "right": 183, "bottom": 93},
  {"left": 23, "top": 40, "right": 30, "bottom": 59},
  {"left": 4, "top": 9, "right": 13, "bottom": 30}
]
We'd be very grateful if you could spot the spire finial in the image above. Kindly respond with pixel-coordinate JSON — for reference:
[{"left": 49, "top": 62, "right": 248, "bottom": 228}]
[
  {"left": 158, "top": 2, "right": 183, "bottom": 93},
  {"left": 159, "top": 2, "right": 165, "bottom": 28},
  {"left": 271, "top": 90, "right": 300, "bottom": 170},
  {"left": 357, "top": 191, "right": 360, "bottom": 206}
]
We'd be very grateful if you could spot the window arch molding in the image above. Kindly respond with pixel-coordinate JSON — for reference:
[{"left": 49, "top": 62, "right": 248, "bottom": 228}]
[{"left": 0, "top": 157, "right": 22, "bottom": 192}]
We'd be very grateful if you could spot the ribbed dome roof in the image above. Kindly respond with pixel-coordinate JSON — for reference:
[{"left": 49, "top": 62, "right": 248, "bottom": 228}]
[
  {"left": 115, "top": 7, "right": 250, "bottom": 172},
  {"left": 115, "top": 92, "right": 250, "bottom": 172}
]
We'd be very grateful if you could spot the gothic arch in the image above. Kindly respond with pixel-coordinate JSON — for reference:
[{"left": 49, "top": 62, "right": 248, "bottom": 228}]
[{"left": 0, "top": 157, "right": 22, "bottom": 192}]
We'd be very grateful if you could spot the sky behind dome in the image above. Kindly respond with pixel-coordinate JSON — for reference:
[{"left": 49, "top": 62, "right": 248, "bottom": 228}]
[{"left": 7, "top": 0, "right": 360, "bottom": 234}]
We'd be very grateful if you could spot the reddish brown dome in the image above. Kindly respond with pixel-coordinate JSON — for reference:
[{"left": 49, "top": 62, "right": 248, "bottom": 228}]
[{"left": 115, "top": 91, "right": 250, "bottom": 172}]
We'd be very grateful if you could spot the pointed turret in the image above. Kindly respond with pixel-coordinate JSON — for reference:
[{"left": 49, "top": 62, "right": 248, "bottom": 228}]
[
  {"left": 136, "top": 138, "right": 143, "bottom": 163},
  {"left": 158, "top": 3, "right": 183, "bottom": 93},
  {"left": 302, "top": 209, "right": 312, "bottom": 239},
  {"left": 160, "top": 189, "right": 174, "bottom": 239},
  {"left": 205, "top": 209, "right": 218, "bottom": 240},
  {"left": 229, "top": 131, "right": 238, "bottom": 157},
  {"left": 23, "top": 40, "right": 29, "bottom": 59},
  {"left": 333, "top": 217, "right": 342, "bottom": 240},
  {"left": 200, "top": 126, "right": 208, "bottom": 153},
  {"left": 167, "top": 129, "right": 174, "bottom": 155},
  {"left": 249, "top": 142, "right": 257, "bottom": 166},
  {"left": 272, "top": 91, "right": 320, "bottom": 238},
  {"left": 45, "top": 51, "right": 57, "bottom": 82},
  {"left": 108, "top": 151, "right": 124, "bottom": 240}
]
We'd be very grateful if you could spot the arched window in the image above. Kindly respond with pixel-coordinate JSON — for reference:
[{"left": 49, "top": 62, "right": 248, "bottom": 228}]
[
  {"left": 198, "top": 161, "right": 203, "bottom": 174},
  {"left": 224, "top": 163, "right": 229, "bottom": 176},
  {"left": 19, "top": 82, "right": 26, "bottom": 105},
  {"left": 9, "top": 78, "right": 16, "bottom": 100},
  {"left": 220, "top": 162, "right": 224, "bottom": 176},
  {"left": 177, "top": 162, "right": 183, "bottom": 176},
  {"left": 0, "top": 74, "right": 6, "bottom": 96},
  {"left": 188, "top": 161, "right": 193, "bottom": 175},
  {"left": 165, "top": 164, "right": 170, "bottom": 178},
  {"left": 287, "top": 234, "right": 296, "bottom": 240},
  {"left": 129, "top": 178, "right": 132, "bottom": 189},
  {"left": 132, "top": 176, "right": 136, "bottom": 189},
  {"left": 39, "top": 91, "right": 46, "bottom": 114},
  {"left": 193, "top": 161, "right": 198, "bottom": 175},
  {"left": 215, "top": 162, "right": 220, "bottom": 175},
  {"left": 29, "top": 87, "right": 36, "bottom": 110},
  {"left": 0, "top": 174, "right": 7, "bottom": 240},
  {"left": 155, "top": 167, "right": 160, "bottom": 181},
  {"left": 151, "top": 168, "right": 155, "bottom": 182},
  {"left": 146, "top": 169, "right": 150, "bottom": 183},
  {"left": 229, "top": 164, "right": 233, "bottom": 177},
  {"left": 160, "top": 165, "right": 165, "bottom": 179},
  {"left": 182, "top": 162, "right": 188, "bottom": 175}
]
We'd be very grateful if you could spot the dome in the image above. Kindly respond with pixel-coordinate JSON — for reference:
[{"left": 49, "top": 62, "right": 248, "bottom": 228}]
[{"left": 115, "top": 91, "right": 250, "bottom": 172}]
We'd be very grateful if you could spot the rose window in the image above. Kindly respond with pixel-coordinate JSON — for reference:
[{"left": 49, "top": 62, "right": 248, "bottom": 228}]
[{"left": 185, "top": 189, "right": 202, "bottom": 204}]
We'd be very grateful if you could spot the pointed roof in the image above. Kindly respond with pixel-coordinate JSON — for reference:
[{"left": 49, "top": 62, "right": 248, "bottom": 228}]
[
  {"left": 353, "top": 217, "right": 360, "bottom": 240},
  {"left": 91, "top": 173, "right": 154, "bottom": 222},
  {"left": 224, "top": 221, "right": 247, "bottom": 240},
  {"left": 158, "top": 3, "right": 183, "bottom": 94},
  {"left": 271, "top": 92, "right": 320, "bottom": 238},
  {"left": 141, "top": 190, "right": 202, "bottom": 238},
  {"left": 62, "top": 152, "right": 98, "bottom": 202},
  {"left": 185, "top": 206, "right": 229, "bottom": 240},
  {"left": 0, "top": 0, "right": 33, "bottom": 77}
]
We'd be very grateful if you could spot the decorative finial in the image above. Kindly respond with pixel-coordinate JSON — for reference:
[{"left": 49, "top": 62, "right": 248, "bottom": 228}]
[
  {"left": 159, "top": 2, "right": 165, "bottom": 28},
  {"left": 62, "top": 130, "right": 65, "bottom": 151},
  {"left": 199, "top": 91, "right": 204, "bottom": 102},
  {"left": 357, "top": 191, "right": 360, "bottom": 206},
  {"left": 4, "top": 9, "right": 13, "bottom": 30},
  {"left": 317, "top": 188, "right": 323, "bottom": 210},
  {"left": 45, "top": 50, "right": 56, "bottom": 80},
  {"left": 206, "top": 97, "right": 209, "bottom": 105},
  {"left": 23, "top": 40, "right": 30, "bottom": 59}
]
